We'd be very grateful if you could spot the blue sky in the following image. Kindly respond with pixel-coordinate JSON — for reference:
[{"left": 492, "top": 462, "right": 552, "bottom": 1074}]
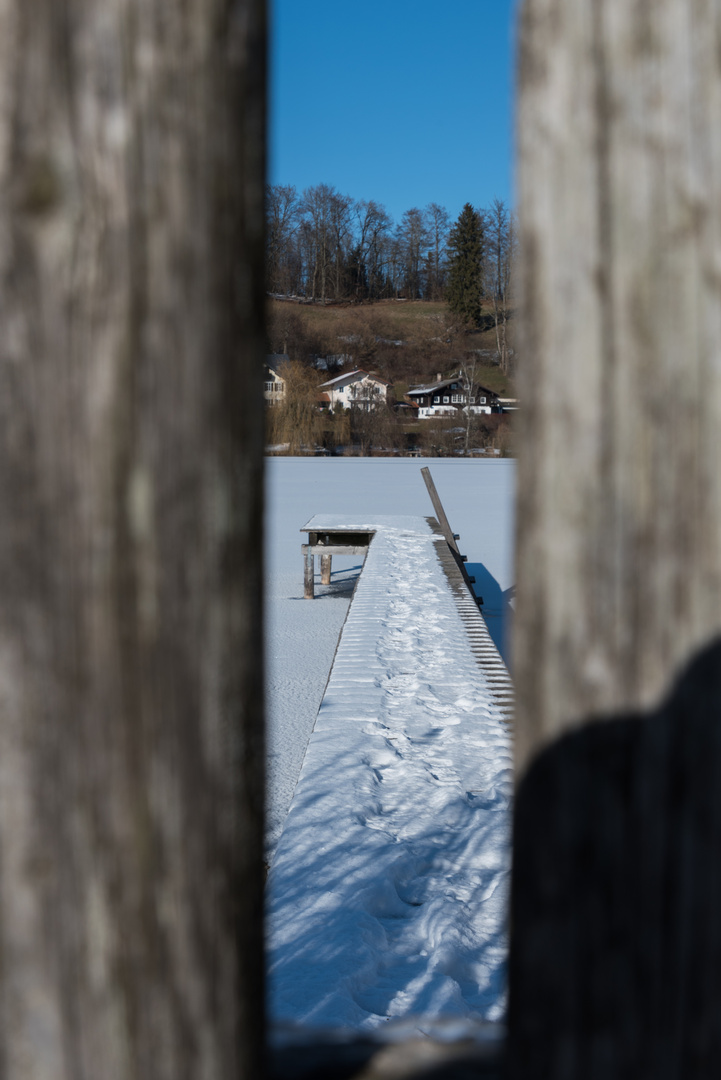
[{"left": 269, "top": 0, "right": 517, "bottom": 226}]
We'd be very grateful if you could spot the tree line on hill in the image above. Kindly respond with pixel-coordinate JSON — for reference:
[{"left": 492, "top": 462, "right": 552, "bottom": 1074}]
[{"left": 266, "top": 184, "right": 516, "bottom": 337}]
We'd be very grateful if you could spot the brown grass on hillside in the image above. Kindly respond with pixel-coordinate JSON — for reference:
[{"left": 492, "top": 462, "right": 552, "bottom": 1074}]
[{"left": 266, "top": 298, "right": 516, "bottom": 395}]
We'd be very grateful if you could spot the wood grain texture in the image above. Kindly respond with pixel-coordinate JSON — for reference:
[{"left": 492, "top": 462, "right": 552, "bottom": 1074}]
[
  {"left": 514, "top": 0, "right": 721, "bottom": 775},
  {"left": 0, "top": 1, "right": 266, "bottom": 1077}
]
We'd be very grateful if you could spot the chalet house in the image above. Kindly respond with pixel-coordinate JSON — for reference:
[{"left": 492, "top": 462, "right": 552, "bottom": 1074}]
[
  {"left": 264, "top": 355, "right": 289, "bottom": 405},
  {"left": 406, "top": 374, "right": 501, "bottom": 419},
  {"left": 319, "top": 369, "right": 391, "bottom": 411}
]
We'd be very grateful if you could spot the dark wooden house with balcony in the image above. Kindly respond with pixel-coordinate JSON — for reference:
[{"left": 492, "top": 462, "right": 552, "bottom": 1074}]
[{"left": 406, "top": 375, "right": 502, "bottom": 418}]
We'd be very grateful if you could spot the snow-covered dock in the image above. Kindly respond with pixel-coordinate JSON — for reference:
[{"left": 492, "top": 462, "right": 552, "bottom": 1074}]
[{"left": 267, "top": 514, "right": 513, "bottom": 1033}]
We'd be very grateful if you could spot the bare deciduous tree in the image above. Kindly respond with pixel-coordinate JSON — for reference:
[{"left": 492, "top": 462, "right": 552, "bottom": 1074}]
[
  {"left": 459, "top": 357, "right": 479, "bottom": 454},
  {"left": 348, "top": 385, "right": 399, "bottom": 455},
  {"left": 424, "top": 202, "right": 451, "bottom": 300},
  {"left": 354, "top": 199, "right": 393, "bottom": 299},
  {"left": 266, "top": 362, "right": 324, "bottom": 453},
  {"left": 396, "top": 207, "right": 430, "bottom": 299},
  {"left": 267, "top": 183, "right": 299, "bottom": 294},
  {"left": 486, "top": 198, "right": 516, "bottom": 374}
]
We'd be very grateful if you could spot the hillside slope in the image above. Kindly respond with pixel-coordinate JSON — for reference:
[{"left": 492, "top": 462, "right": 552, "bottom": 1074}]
[{"left": 267, "top": 298, "right": 516, "bottom": 398}]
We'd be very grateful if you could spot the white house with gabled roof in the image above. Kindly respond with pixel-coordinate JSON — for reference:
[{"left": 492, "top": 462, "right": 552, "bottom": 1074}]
[
  {"left": 319, "top": 369, "right": 390, "bottom": 411},
  {"left": 264, "top": 355, "right": 289, "bottom": 405}
]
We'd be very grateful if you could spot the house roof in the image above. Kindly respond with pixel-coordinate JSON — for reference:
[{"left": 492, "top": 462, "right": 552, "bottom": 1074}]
[
  {"left": 320, "top": 369, "right": 391, "bottom": 389},
  {"left": 407, "top": 379, "right": 456, "bottom": 396},
  {"left": 406, "top": 375, "right": 500, "bottom": 399},
  {"left": 264, "top": 364, "right": 287, "bottom": 381}
]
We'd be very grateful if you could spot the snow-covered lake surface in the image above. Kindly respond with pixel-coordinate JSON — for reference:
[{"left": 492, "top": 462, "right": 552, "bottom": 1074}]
[{"left": 265, "top": 457, "right": 516, "bottom": 1034}]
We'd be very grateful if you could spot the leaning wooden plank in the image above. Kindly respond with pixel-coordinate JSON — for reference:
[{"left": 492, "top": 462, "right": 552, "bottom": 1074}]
[
  {"left": 421, "top": 467, "right": 481, "bottom": 603},
  {"left": 421, "top": 466, "right": 461, "bottom": 554}
]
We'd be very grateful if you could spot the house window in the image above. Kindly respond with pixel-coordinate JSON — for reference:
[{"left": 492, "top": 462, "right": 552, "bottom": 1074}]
[
  {"left": 469, "top": 396, "right": 475, "bottom": 403},
  {"left": 433, "top": 396, "right": 440, "bottom": 404},
  {"left": 450, "top": 383, "right": 458, "bottom": 390},
  {"left": 443, "top": 396, "right": 449, "bottom": 403},
  {"left": 264, "top": 382, "right": 275, "bottom": 392},
  {"left": 479, "top": 396, "right": 486, "bottom": 404},
  {"left": 451, "top": 394, "right": 459, "bottom": 403}
]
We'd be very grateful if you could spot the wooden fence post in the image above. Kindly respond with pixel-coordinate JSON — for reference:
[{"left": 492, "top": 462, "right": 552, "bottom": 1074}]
[
  {"left": 514, "top": 0, "right": 721, "bottom": 777},
  {"left": 0, "top": 1, "right": 266, "bottom": 1077},
  {"left": 510, "top": 1, "right": 721, "bottom": 1075}
]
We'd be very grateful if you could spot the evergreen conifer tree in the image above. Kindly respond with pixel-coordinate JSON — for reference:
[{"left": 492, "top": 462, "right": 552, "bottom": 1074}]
[{"left": 446, "top": 203, "right": 484, "bottom": 325}]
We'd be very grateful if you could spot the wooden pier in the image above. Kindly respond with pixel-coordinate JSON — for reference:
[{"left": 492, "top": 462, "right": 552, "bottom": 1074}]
[
  {"left": 271, "top": 512, "right": 513, "bottom": 1028},
  {"left": 300, "top": 511, "right": 512, "bottom": 717}
]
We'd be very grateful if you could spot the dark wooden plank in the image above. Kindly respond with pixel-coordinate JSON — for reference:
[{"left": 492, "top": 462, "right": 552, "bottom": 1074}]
[
  {"left": 308, "top": 545, "right": 369, "bottom": 556},
  {"left": 421, "top": 467, "right": 461, "bottom": 555},
  {"left": 302, "top": 530, "right": 375, "bottom": 548},
  {"left": 421, "top": 467, "right": 481, "bottom": 605},
  {"left": 268, "top": 1034, "right": 505, "bottom": 1079}
]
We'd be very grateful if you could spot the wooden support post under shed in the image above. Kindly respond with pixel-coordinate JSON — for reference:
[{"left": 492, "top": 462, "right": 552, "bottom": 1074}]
[
  {"left": 303, "top": 546, "right": 314, "bottom": 599},
  {"left": 321, "top": 554, "right": 332, "bottom": 585}
]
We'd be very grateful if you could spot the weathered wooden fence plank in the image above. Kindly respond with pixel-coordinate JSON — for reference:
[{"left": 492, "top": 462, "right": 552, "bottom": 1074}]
[
  {"left": 0, "top": 1, "right": 266, "bottom": 1077},
  {"left": 511, "top": 0, "right": 721, "bottom": 1074},
  {"left": 514, "top": 0, "right": 721, "bottom": 775}
]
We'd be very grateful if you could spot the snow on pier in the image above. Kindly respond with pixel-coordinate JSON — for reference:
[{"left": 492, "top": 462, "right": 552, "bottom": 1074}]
[{"left": 267, "top": 515, "right": 513, "bottom": 1033}]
